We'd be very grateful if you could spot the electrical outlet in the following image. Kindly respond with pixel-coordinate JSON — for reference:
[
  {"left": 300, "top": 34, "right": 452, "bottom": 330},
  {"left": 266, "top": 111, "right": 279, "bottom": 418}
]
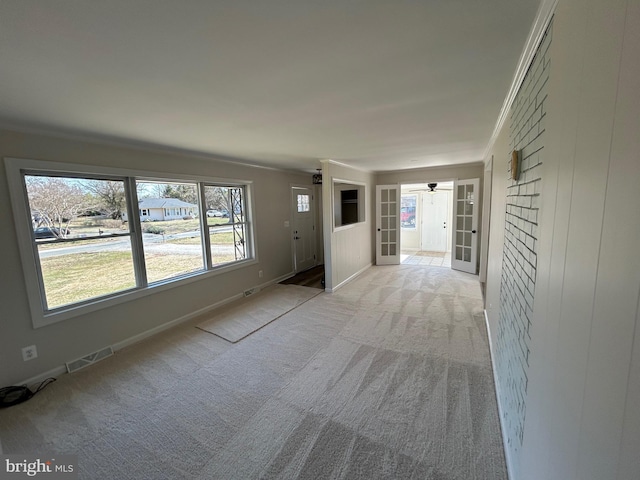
[
  {"left": 22, "top": 345, "right": 38, "bottom": 361},
  {"left": 258, "top": 270, "right": 263, "bottom": 278}
]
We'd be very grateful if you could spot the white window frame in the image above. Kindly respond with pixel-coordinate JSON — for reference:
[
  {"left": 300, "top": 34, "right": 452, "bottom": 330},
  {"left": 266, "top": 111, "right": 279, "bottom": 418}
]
[{"left": 4, "top": 157, "right": 256, "bottom": 328}]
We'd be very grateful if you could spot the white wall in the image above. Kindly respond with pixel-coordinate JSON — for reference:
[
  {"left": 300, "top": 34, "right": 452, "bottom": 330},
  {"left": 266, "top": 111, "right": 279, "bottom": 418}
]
[
  {"left": 485, "top": 0, "right": 640, "bottom": 478},
  {"left": 0, "top": 129, "right": 310, "bottom": 386},
  {"left": 322, "top": 161, "right": 375, "bottom": 291},
  {"left": 375, "top": 162, "right": 484, "bottom": 187}
]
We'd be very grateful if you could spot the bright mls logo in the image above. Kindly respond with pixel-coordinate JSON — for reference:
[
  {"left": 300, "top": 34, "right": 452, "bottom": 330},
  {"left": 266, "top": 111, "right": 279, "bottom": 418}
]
[{"left": 0, "top": 455, "right": 77, "bottom": 479}]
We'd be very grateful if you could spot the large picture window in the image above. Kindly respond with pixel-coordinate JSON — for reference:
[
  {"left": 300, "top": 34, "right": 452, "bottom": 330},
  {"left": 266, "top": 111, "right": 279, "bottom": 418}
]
[
  {"left": 5, "top": 158, "right": 254, "bottom": 327},
  {"left": 26, "top": 174, "right": 137, "bottom": 310}
]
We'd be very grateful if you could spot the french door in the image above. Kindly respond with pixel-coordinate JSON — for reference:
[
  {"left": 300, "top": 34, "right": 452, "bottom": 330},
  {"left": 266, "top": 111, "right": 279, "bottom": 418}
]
[
  {"left": 451, "top": 178, "right": 479, "bottom": 274},
  {"left": 376, "top": 184, "right": 401, "bottom": 265}
]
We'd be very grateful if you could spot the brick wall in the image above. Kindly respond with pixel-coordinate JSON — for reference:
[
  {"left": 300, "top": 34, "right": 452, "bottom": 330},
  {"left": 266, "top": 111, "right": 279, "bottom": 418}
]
[{"left": 495, "top": 20, "right": 552, "bottom": 477}]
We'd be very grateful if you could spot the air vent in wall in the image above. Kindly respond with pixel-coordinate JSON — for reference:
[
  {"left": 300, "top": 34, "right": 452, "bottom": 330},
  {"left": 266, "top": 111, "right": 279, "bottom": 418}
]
[
  {"left": 244, "top": 287, "right": 260, "bottom": 297},
  {"left": 66, "top": 346, "right": 114, "bottom": 373}
]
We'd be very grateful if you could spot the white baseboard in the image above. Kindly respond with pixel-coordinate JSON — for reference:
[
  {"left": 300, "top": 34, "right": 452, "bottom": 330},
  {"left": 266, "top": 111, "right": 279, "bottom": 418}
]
[
  {"left": 111, "top": 293, "right": 245, "bottom": 352},
  {"left": 326, "top": 263, "right": 372, "bottom": 292},
  {"left": 484, "top": 309, "right": 514, "bottom": 480},
  {"left": 16, "top": 274, "right": 295, "bottom": 387}
]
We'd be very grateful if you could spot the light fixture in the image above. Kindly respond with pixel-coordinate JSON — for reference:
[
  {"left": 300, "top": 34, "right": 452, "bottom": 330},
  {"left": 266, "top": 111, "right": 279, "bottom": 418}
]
[
  {"left": 511, "top": 150, "right": 521, "bottom": 181},
  {"left": 312, "top": 169, "right": 322, "bottom": 185},
  {"left": 427, "top": 183, "right": 438, "bottom": 194}
]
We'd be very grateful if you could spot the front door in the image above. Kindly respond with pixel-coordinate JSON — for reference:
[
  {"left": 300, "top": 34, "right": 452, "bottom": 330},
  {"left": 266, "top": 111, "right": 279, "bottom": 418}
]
[
  {"left": 291, "top": 186, "right": 316, "bottom": 272},
  {"left": 451, "top": 178, "right": 479, "bottom": 274},
  {"left": 376, "top": 184, "right": 401, "bottom": 265},
  {"left": 421, "top": 191, "right": 449, "bottom": 252}
]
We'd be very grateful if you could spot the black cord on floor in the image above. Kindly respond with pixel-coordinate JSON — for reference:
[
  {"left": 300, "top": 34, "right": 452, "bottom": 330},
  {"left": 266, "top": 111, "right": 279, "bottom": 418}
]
[{"left": 33, "top": 377, "right": 57, "bottom": 394}]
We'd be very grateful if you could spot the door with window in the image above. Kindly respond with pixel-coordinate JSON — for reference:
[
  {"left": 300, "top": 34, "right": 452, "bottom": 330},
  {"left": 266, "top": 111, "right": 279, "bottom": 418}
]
[
  {"left": 451, "top": 178, "right": 479, "bottom": 274},
  {"left": 376, "top": 184, "right": 401, "bottom": 265},
  {"left": 291, "top": 186, "right": 316, "bottom": 272}
]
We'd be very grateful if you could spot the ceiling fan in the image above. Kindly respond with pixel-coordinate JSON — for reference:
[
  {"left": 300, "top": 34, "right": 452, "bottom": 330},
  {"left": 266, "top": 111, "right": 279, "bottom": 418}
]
[{"left": 406, "top": 182, "right": 439, "bottom": 193}]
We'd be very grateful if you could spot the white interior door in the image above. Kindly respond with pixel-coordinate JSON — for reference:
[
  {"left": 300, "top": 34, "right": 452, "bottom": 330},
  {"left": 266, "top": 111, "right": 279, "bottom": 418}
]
[
  {"left": 452, "top": 178, "right": 479, "bottom": 274},
  {"left": 421, "top": 191, "right": 449, "bottom": 252},
  {"left": 376, "top": 184, "right": 401, "bottom": 265},
  {"left": 292, "top": 186, "right": 316, "bottom": 272}
]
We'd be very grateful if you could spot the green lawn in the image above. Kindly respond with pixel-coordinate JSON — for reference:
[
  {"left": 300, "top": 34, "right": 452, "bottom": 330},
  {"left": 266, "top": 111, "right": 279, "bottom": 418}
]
[
  {"left": 41, "top": 249, "right": 237, "bottom": 309},
  {"left": 39, "top": 218, "right": 239, "bottom": 308},
  {"left": 41, "top": 251, "right": 137, "bottom": 308}
]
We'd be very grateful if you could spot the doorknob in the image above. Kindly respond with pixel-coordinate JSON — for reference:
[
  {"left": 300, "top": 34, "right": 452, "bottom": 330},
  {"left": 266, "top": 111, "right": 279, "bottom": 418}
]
[
  {"left": 377, "top": 228, "right": 381, "bottom": 232},
  {"left": 472, "top": 230, "right": 477, "bottom": 234}
]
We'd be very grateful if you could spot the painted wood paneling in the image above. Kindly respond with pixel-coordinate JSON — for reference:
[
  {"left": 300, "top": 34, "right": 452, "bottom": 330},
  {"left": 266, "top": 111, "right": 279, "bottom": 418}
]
[
  {"left": 487, "top": 1, "right": 640, "bottom": 479},
  {"left": 577, "top": 0, "right": 640, "bottom": 477}
]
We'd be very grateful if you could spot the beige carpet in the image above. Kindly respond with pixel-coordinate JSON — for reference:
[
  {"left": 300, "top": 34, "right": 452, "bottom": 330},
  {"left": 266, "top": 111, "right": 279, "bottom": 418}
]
[
  {"left": 0, "top": 265, "right": 506, "bottom": 480},
  {"left": 196, "top": 284, "right": 321, "bottom": 342}
]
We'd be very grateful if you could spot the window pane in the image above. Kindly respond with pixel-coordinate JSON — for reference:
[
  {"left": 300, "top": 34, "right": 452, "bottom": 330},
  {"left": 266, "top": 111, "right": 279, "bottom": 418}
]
[
  {"left": 136, "top": 181, "right": 204, "bottom": 283},
  {"left": 209, "top": 225, "right": 245, "bottom": 267},
  {"left": 465, "top": 201, "right": 473, "bottom": 215},
  {"left": 24, "top": 174, "right": 136, "bottom": 309},
  {"left": 465, "top": 217, "right": 473, "bottom": 230},
  {"left": 38, "top": 238, "right": 136, "bottom": 309},
  {"left": 401, "top": 194, "right": 417, "bottom": 229},
  {"left": 297, "top": 194, "right": 310, "bottom": 212},
  {"left": 204, "top": 185, "right": 249, "bottom": 267}
]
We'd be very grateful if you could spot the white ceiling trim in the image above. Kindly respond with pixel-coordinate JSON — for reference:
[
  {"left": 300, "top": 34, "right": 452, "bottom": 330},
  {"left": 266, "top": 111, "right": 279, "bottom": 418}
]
[
  {"left": 483, "top": 0, "right": 558, "bottom": 162},
  {"left": 320, "top": 159, "right": 373, "bottom": 173},
  {"left": 0, "top": 122, "right": 302, "bottom": 174}
]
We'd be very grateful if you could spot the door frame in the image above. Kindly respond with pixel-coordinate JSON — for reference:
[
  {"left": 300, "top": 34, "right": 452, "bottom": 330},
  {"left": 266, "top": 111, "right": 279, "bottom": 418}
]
[{"left": 399, "top": 180, "right": 455, "bottom": 260}]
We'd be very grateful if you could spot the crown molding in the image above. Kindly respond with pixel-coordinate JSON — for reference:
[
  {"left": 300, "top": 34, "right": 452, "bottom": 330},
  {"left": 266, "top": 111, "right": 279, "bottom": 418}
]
[{"left": 483, "top": 0, "right": 558, "bottom": 161}]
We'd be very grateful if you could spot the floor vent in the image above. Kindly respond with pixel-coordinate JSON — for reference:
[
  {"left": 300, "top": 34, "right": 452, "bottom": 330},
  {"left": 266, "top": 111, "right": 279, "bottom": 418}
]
[
  {"left": 244, "top": 287, "right": 260, "bottom": 297},
  {"left": 66, "top": 346, "right": 114, "bottom": 373}
]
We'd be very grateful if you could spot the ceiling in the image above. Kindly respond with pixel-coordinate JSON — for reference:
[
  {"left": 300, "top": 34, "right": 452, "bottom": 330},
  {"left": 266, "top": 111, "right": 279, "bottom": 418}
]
[{"left": 0, "top": 0, "right": 541, "bottom": 173}]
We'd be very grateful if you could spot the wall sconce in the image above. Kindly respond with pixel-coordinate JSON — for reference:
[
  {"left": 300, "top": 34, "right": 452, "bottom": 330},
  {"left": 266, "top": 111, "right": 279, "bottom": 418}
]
[{"left": 511, "top": 150, "right": 521, "bottom": 181}]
